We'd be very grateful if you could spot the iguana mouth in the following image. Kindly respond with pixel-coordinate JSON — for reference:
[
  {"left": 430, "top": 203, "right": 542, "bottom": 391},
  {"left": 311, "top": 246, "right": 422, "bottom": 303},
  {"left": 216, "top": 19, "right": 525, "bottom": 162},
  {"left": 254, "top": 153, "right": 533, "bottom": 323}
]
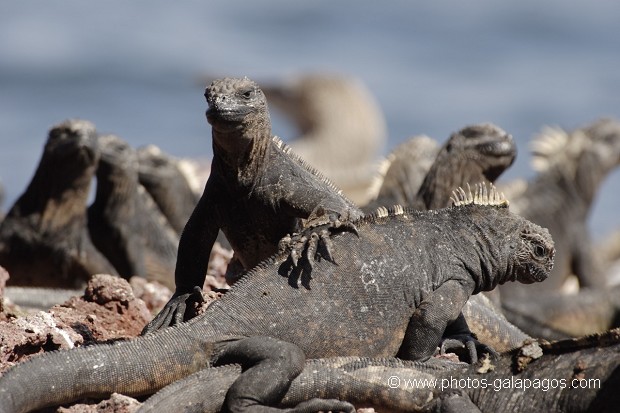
[{"left": 476, "top": 139, "right": 515, "bottom": 157}]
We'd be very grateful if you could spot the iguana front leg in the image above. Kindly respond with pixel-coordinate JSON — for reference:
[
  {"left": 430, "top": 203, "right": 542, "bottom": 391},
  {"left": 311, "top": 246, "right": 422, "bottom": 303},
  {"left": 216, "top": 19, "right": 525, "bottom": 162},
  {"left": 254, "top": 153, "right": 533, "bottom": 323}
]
[
  {"left": 215, "top": 336, "right": 355, "bottom": 413},
  {"left": 142, "top": 184, "right": 219, "bottom": 334},
  {"left": 397, "top": 280, "right": 477, "bottom": 362}
]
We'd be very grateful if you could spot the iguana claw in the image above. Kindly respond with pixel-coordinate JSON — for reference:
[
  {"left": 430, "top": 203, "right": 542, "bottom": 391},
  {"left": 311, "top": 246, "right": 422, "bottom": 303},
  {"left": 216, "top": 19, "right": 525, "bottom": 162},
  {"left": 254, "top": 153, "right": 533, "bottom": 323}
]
[
  {"left": 440, "top": 335, "right": 498, "bottom": 364},
  {"left": 280, "top": 216, "right": 359, "bottom": 268}
]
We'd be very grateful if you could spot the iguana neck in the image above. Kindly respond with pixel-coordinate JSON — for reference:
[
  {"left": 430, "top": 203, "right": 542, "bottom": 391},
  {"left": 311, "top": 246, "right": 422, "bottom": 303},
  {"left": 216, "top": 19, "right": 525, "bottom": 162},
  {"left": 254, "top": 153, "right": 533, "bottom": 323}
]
[
  {"left": 12, "top": 157, "right": 94, "bottom": 234},
  {"left": 211, "top": 120, "right": 273, "bottom": 186},
  {"left": 450, "top": 206, "right": 516, "bottom": 293},
  {"left": 420, "top": 159, "right": 487, "bottom": 210},
  {"left": 573, "top": 151, "right": 610, "bottom": 207},
  {"left": 93, "top": 161, "right": 138, "bottom": 211}
]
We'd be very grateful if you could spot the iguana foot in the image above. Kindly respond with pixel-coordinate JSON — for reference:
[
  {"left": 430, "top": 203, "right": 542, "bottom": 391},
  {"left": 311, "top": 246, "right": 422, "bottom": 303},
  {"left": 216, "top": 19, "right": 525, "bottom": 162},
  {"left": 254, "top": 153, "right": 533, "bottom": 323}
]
[
  {"left": 141, "top": 286, "right": 204, "bottom": 334},
  {"left": 279, "top": 220, "right": 358, "bottom": 268},
  {"left": 440, "top": 335, "right": 498, "bottom": 364}
]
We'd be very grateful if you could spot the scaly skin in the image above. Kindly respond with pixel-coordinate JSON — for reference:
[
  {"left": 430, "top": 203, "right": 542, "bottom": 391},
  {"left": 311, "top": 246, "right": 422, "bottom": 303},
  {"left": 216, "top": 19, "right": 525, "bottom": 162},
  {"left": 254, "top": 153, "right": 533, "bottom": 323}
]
[
  {"left": 139, "top": 330, "right": 620, "bottom": 413},
  {"left": 144, "top": 77, "right": 362, "bottom": 333},
  {"left": 0, "top": 189, "right": 553, "bottom": 413},
  {"left": 0, "top": 120, "right": 116, "bottom": 288},
  {"left": 366, "top": 123, "right": 522, "bottom": 352}
]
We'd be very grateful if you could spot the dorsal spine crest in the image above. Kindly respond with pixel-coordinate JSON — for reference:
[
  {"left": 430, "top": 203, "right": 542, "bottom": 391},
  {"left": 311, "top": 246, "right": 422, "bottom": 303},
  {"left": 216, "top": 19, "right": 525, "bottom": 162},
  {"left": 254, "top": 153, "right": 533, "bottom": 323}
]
[{"left": 450, "top": 183, "right": 508, "bottom": 208}]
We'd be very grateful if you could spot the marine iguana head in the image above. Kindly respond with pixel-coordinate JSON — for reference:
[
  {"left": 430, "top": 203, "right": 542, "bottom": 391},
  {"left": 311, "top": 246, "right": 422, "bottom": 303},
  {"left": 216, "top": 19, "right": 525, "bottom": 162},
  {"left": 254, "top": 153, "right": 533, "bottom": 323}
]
[
  {"left": 18, "top": 119, "right": 100, "bottom": 211},
  {"left": 444, "top": 123, "right": 516, "bottom": 182},
  {"left": 95, "top": 135, "right": 138, "bottom": 193},
  {"left": 43, "top": 119, "right": 99, "bottom": 175},
  {"left": 451, "top": 183, "right": 555, "bottom": 290},
  {"left": 420, "top": 123, "right": 516, "bottom": 210},
  {"left": 204, "top": 77, "right": 272, "bottom": 142}
]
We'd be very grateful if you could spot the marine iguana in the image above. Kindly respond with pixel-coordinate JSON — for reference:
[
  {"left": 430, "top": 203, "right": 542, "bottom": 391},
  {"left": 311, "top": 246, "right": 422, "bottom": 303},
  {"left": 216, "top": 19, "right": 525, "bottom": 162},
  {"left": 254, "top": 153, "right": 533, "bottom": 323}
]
[
  {"left": 87, "top": 135, "right": 179, "bottom": 288},
  {"left": 137, "top": 144, "right": 199, "bottom": 235},
  {"left": 143, "top": 77, "right": 363, "bottom": 333},
  {"left": 261, "top": 73, "right": 387, "bottom": 204},
  {"left": 139, "top": 330, "right": 620, "bottom": 413},
  {"left": 0, "top": 184, "right": 554, "bottom": 413},
  {"left": 500, "top": 118, "right": 620, "bottom": 302},
  {"left": 0, "top": 120, "right": 117, "bottom": 288}
]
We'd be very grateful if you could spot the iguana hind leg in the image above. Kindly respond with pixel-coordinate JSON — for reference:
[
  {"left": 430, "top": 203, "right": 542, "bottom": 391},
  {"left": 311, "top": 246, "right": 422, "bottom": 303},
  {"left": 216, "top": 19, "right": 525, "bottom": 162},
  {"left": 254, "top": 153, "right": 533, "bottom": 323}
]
[{"left": 215, "top": 336, "right": 354, "bottom": 413}]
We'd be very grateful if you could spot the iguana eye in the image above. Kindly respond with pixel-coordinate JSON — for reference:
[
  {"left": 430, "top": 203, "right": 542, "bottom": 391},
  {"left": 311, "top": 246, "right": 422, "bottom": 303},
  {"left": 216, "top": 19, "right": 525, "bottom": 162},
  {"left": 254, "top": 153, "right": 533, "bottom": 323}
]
[
  {"left": 533, "top": 244, "right": 546, "bottom": 258},
  {"left": 240, "top": 89, "right": 254, "bottom": 99}
]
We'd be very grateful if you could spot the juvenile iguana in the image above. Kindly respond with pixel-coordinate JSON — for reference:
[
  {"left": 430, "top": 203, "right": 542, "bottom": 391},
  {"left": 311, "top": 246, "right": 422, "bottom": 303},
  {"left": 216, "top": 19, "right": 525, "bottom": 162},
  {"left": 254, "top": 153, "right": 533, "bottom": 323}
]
[
  {"left": 140, "top": 330, "right": 620, "bottom": 413},
  {"left": 0, "top": 120, "right": 117, "bottom": 288},
  {"left": 143, "top": 77, "right": 362, "bottom": 333},
  {"left": 87, "top": 135, "right": 179, "bottom": 288},
  {"left": 0, "top": 185, "right": 554, "bottom": 413}
]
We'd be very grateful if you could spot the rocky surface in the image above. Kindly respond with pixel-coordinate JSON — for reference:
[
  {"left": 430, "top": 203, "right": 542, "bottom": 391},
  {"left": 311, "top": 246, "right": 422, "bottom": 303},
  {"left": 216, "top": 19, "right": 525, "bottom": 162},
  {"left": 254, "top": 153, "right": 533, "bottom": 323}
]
[{"left": 0, "top": 274, "right": 151, "bottom": 374}]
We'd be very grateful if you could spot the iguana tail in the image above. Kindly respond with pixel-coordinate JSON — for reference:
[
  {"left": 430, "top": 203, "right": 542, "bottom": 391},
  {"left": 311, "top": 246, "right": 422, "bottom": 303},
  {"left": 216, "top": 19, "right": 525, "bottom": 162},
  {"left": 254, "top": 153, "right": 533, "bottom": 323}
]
[{"left": 0, "top": 327, "right": 214, "bottom": 413}]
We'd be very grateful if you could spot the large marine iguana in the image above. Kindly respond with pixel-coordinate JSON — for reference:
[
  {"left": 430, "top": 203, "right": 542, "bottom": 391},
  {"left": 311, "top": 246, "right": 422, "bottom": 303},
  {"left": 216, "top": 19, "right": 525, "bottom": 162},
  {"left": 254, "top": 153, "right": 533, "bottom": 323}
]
[
  {"left": 0, "top": 120, "right": 117, "bottom": 288},
  {"left": 0, "top": 185, "right": 554, "bottom": 413},
  {"left": 143, "top": 77, "right": 362, "bottom": 333},
  {"left": 139, "top": 329, "right": 620, "bottom": 413},
  {"left": 87, "top": 135, "right": 179, "bottom": 288},
  {"left": 500, "top": 118, "right": 620, "bottom": 302}
]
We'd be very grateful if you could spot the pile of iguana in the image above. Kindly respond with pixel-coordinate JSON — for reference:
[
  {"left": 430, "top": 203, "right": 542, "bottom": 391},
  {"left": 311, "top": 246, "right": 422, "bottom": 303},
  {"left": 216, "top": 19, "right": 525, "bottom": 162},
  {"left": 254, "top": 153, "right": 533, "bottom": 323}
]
[
  {"left": 0, "top": 120, "right": 117, "bottom": 288},
  {"left": 0, "top": 184, "right": 555, "bottom": 413}
]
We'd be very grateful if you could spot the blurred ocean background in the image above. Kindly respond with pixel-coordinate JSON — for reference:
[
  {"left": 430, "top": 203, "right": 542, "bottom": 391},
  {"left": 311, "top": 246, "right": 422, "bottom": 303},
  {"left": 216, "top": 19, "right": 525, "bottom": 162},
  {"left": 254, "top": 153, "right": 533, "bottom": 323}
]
[{"left": 1, "top": 0, "right": 618, "bottom": 238}]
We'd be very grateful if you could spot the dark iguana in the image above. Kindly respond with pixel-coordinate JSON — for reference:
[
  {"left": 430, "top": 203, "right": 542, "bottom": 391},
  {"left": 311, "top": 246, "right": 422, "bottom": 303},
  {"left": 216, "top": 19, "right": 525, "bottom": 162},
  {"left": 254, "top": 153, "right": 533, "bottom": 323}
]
[
  {"left": 0, "top": 120, "right": 117, "bottom": 288},
  {"left": 261, "top": 73, "right": 387, "bottom": 204},
  {"left": 139, "top": 330, "right": 620, "bottom": 413},
  {"left": 415, "top": 123, "right": 516, "bottom": 211},
  {"left": 87, "top": 135, "right": 178, "bottom": 288},
  {"left": 143, "top": 77, "right": 362, "bottom": 333},
  {"left": 500, "top": 118, "right": 620, "bottom": 302},
  {"left": 137, "top": 144, "right": 200, "bottom": 235},
  {"left": 0, "top": 185, "right": 554, "bottom": 413}
]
